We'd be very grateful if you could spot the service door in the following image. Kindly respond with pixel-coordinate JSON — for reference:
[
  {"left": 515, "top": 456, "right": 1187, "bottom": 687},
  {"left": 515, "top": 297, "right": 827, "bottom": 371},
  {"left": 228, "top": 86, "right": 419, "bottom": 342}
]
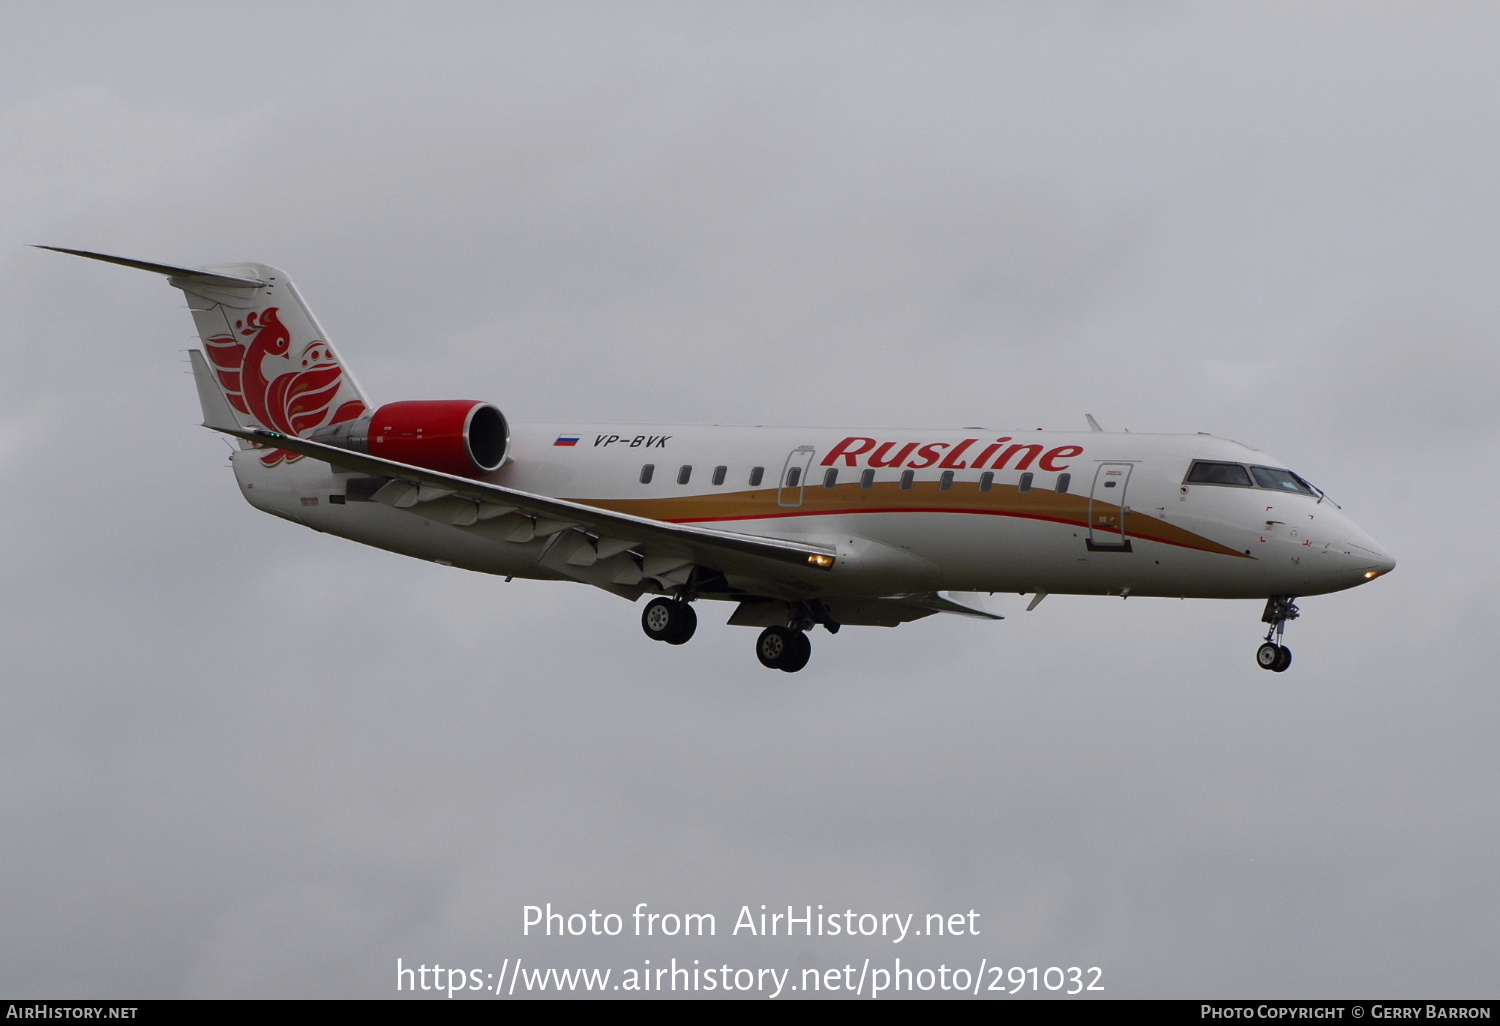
[
  {"left": 1088, "top": 462, "right": 1134, "bottom": 549},
  {"left": 778, "top": 446, "right": 816, "bottom": 507}
]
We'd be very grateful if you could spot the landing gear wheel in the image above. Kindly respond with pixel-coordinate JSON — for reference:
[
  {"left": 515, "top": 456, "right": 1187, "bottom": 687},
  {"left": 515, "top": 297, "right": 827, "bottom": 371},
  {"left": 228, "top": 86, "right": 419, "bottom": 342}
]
[
  {"left": 756, "top": 626, "right": 812, "bottom": 672},
  {"left": 665, "top": 603, "right": 697, "bottom": 645},
  {"left": 1256, "top": 642, "right": 1293, "bottom": 672},
  {"left": 642, "top": 598, "right": 696, "bottom": 645},
  {"left": 778, "top": 631, "right": 811, "bottom": 673},
  {"left": 753, "top": 599, "right": 825, "bottom": 671},
  {"left": 756, "top": 626, "right": 794, "bottom": 668}
]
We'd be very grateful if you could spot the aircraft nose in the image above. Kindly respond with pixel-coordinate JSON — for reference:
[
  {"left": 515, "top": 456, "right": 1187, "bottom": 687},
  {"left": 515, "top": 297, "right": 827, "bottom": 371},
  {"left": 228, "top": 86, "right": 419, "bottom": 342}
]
[{"left": 1346, "top": 534, "right": 1396, "bottom": 582}]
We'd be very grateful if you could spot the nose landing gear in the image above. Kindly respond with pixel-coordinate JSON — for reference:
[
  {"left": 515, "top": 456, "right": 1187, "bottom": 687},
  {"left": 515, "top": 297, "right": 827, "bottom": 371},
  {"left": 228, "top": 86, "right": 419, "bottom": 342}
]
[{"left": 1256, "top": 595, "right": 1299, "bottom": 672}]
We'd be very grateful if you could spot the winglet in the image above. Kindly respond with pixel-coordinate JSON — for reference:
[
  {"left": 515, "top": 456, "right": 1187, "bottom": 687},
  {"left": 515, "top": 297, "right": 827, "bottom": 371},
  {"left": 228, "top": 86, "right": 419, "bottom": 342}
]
[
  {"left": 1085, "top": 414, "right": 1103, "bottom": 432},
  {"left": 33, "top": 246, "right": 267, "bottom": 289}
]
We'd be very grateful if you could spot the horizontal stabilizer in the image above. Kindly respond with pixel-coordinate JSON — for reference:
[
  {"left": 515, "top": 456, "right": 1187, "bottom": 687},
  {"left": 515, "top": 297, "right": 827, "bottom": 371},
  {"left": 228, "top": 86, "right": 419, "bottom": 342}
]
[{"left": 34, "top": 246, "right": 268, "bottom": 288}]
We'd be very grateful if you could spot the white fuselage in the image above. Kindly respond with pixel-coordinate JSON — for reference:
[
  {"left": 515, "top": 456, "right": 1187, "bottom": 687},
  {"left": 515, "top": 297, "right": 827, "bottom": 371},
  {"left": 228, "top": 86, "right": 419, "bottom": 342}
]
[{"left": 233, "top": 423, "right": 1395, "bottom": 605}]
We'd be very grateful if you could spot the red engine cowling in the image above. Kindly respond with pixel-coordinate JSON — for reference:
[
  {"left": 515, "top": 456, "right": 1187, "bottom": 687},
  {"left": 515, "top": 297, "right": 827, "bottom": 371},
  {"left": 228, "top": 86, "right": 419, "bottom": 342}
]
[{"left": 315, "top": 400, "right": 509, "bottom": 476}]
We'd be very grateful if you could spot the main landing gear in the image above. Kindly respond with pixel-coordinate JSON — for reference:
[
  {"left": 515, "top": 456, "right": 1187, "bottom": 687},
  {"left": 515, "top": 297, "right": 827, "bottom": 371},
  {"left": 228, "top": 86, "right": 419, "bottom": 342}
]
[
  {"left": 641, "top": 596, "right": 696, "bottom": 645},
  {"left": 1256, "top": 595, "right": 1299, "bottom": 673},
  {"left": 754, "top": 600, "right": 836, "bottom": 673},
  {"left": 640, "top": 594, "right": 829, "bottom": 673},
  {"left": 755, "top": 626, "right": 811, "bottom": 673}
]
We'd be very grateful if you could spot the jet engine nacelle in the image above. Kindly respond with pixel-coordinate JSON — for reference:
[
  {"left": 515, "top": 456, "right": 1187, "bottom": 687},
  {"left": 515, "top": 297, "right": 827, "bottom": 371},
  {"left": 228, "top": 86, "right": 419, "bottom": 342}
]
[{"left": 313, "top": 400, "right": 509, "bottom": 476}]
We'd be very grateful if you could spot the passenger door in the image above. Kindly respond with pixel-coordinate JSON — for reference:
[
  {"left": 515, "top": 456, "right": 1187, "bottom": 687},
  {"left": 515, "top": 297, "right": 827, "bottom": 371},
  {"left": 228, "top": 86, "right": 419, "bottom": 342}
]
[
  {"left": 778, "top": 446, "right": 816, "bottom": 508},
  {"left": 1088, "top": 463, "right": 1134, "bottom": 550}
]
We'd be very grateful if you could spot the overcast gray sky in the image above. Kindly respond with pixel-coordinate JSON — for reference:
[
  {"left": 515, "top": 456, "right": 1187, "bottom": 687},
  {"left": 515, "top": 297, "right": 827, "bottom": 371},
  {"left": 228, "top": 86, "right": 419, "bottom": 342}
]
[{"left": 1, "top": 1, "right": 1495, "bottom": 999}]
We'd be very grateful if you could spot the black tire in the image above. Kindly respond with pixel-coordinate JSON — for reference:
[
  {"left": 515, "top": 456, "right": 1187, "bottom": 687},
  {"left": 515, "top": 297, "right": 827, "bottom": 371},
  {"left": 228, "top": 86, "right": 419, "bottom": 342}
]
[
  {"left": 642, "top": 598, "right": 694, "bottom": 644},
  {"left": 666, "top": 603, "right": 697, "bottom": 645},
  {"left": 642, "top": 598, "right": 675, "bottom": 641},
  {"left": 1256, "top": 642, "right": 1281, "bottom": 670},
  {"left": 1272, "top": 645, "right": 1292, "bottom": 673},
  {"left": 778, "top": 630, "right": 811, "bottom": 673},
  {"left": 756, "top": 626, "right": 795, "bottom": 669}
]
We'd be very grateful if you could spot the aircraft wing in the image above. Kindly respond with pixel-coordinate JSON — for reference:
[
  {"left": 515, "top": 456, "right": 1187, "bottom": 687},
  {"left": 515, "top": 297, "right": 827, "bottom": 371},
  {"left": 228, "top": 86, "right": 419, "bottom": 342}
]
[
  {"left": 220, "top": 426, "right": 1013, "bottom": 626},
  {"left": 215, "top": 424, "right": 839, "bottom": 580}
]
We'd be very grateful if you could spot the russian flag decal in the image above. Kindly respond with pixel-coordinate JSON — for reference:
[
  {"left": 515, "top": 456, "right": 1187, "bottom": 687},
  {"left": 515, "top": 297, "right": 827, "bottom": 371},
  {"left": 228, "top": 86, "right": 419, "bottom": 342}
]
[{"left": 554, "top": 434, "right": 580, "bottom": 447}]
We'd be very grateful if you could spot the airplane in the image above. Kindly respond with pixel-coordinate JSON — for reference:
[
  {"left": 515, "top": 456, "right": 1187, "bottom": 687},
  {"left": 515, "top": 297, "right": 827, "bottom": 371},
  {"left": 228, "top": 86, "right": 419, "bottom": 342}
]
[{"left": 40, "top": 246, "right": 1396, "bottom": 673}]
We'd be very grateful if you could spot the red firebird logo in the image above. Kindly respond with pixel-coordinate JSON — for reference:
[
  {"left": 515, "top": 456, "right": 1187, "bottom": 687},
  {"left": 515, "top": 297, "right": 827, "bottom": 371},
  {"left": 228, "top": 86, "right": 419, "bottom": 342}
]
[{"left": 204, "top": 307, "right": 366, "bottom": 465}]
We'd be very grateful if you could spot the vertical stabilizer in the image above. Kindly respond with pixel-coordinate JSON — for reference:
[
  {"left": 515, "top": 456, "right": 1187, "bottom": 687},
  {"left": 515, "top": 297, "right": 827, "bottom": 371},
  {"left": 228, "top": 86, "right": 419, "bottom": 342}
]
[
  {"left": 38, "top": 247, "right": 371, "bottom": 467},
  {"left": 184, "top": 263, "right": 370, "bottom": 448}
]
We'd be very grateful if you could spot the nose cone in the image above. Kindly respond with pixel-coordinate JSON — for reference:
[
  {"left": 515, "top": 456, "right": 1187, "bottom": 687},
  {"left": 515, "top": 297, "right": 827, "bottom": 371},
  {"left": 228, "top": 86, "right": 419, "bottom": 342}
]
[
  {"left": 1295, "top": 505, "right": 1396, "bottom": 594},
  {"left": 1369, "top": 548, "right": 1396, "bottom": 576},
  {"left": 1346, "top": 528, "right": 1396, "bottom": 583}
]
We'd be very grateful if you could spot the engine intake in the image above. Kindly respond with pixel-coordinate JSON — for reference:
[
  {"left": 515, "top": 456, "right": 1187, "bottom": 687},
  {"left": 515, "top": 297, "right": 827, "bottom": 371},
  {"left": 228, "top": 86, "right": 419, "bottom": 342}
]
[{"left": 313, "top": 400, "right": 509, "bottom": 476}]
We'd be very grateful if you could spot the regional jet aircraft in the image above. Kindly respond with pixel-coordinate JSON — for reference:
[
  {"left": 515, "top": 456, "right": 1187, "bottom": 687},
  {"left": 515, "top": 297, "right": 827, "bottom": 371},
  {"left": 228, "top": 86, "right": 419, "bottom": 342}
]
[{"left": 42, "top": 248, "right": 1395, "bottom": 672}]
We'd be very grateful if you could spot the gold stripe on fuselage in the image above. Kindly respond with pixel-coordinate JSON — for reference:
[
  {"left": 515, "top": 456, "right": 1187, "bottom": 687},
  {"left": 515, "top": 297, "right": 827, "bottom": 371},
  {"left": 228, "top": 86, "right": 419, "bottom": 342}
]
[{"left": 572, "top": 480, "right": 1249, "bottom": 558}]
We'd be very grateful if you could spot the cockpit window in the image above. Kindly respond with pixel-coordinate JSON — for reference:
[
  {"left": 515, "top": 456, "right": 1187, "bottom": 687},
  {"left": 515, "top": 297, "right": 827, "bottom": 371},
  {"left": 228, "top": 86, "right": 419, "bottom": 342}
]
[
  {"left": 1250, "top": 466, "right": 1317, "bottom": 495},
  {"left": 1186, "top": 461, "right": 1252, "bottom": 486},
  {"left": 1186, "top": 460, "right": 1323, "bottom": 497}
]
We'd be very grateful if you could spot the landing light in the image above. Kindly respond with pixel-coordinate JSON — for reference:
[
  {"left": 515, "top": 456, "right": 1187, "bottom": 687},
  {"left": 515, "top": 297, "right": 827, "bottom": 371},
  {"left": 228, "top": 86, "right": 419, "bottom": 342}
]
[
  {"left": 1364, "top": 570, "right": 1381, "bottom": 579},
  {"left": 807, "top": 553, "right": 835, "bottom": 569}
]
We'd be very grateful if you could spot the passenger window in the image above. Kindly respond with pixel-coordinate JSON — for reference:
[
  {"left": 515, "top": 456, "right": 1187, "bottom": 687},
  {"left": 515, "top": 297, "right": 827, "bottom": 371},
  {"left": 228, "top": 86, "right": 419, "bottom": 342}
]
[
  {"left": 979, "top": 472, "right": 993, "bottom": 492},
  {"left": 860, "top": 469, "right": 874, "bottom": 489},
  {"left": 639, "top": 464, "right": 654, "bottom": 484},
  {"left": 1186, "top": 461, "right": 1252, "bottom": 486},
  {"left": 939, "top": 470, "right": 954, "bottom": 490},
  {"left": 1018, "top": 472, "right": 1033, "bottom": 493},
  {"left": 823, "top": 468, "right": 838, "bottom": 488},
  {"left": 749, "top": 467, "right": 764, "bottom": 487},
  {"left": 785, "top": 467, "right": 801, "bottom": 488},
  {"left": 712, "top": 465, "right": 727, "bottom": 486},
  {"left": 899, "top": 470, "right": 914, "bottom": 490},
  {"left": 1056, "top": 472, "right": 1070, "bottom": 494},
  {"left": 677, "top": 465, "right": 692, "bottom": 485}
]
